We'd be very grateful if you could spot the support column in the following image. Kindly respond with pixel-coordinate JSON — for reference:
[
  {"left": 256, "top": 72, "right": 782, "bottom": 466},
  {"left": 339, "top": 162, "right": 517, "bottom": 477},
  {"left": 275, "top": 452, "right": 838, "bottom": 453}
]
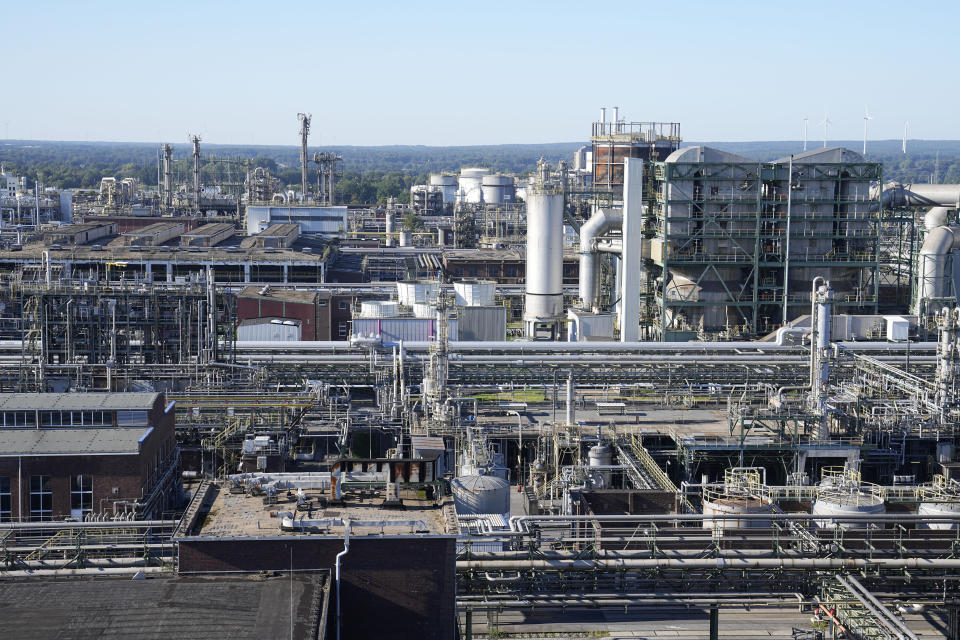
[
  {"left": 145, "top": 263, "right": 152, "bottom": 282},
  {"left": 709, "top": 605, "right": 719, "bottom": 640},
  {"left": 282, "top": 264, "right": 289, "bottom": 283},
  {"left": 619, "top": 158, "right": 642, "bottom": 342},
  {"left": 244, "top": 262, "right": 251, "bottom": 282},
  {"left": 165, "top": 262, "right": 173, "bottom": 283}
]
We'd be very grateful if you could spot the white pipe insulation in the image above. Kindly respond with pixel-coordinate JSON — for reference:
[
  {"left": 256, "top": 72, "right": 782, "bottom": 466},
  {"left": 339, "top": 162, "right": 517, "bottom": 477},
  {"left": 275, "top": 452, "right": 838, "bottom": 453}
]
[
  {"left": 578, "top": 209, "right": 622, "bottom": 308},
  {"left": 875, "top": 182, "right": 960, "bottom": 209},
  {"left": 917, "top": 207, "right": 960, "bottom": 314}
]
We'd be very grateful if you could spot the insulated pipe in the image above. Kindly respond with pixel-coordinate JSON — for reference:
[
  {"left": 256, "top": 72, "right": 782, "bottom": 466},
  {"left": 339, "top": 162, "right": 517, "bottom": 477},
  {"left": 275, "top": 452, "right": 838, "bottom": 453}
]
[
  {"left": 457, "top": 557, "right": 960, "bottom": 571},
  {"left": 335, "top": 519, "right": 351, "bottom": 640},
  {"left": 918, "top": 223, "right": 960, "bottom": 313},
  {"left": 578, "top": 209, "right": 622, "bottom": 307},
  {"left": 875, "top": 182, "right": 960, "bottom": 209}
]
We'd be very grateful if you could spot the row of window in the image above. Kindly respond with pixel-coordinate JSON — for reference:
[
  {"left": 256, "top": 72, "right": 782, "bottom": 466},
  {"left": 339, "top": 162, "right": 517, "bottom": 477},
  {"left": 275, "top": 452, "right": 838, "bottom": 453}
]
[
  {"left": 0, "top": 476, "right": 92, "bottom": 522},
  {"left": 0, "top": 409, "right": 149, "bottom": 428}
]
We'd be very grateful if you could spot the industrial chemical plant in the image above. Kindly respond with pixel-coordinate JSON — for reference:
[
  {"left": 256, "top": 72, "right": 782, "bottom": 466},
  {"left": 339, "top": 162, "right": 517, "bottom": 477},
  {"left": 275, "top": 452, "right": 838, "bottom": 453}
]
[{"left": 2, "top": 109, "right": 960, "bottom": 640}]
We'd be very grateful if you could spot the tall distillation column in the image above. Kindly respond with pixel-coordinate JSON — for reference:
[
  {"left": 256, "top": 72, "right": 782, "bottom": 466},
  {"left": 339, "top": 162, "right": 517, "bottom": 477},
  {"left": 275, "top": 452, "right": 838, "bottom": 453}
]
[
  {"left": 161, "top": 144, "right": 173, "bottom": 211},
  {"left": 298, "top": 113, "right": 312, "bottom": 202},
  {"left": 524, "top": 158, "right": 565, "bottom": 339},
  {"left": 808, "top": 278, "right": 833, "bottom": 440},
  {"left": 190, "top": 135, "right": 201, "bottom": 214}
]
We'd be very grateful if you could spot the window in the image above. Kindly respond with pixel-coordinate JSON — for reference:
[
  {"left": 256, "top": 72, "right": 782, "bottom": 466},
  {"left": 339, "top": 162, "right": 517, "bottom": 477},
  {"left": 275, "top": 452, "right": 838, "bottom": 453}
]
[
  {"left": 71, "top": 475, "right": 92, "bottom": 519},
  {"left": 117, "top": 410, "right": 148, "bottom": 426},
  {"left": 317, "top": 299, "right": 328, "bottom": 307},
  {"left": 338, "top": 301, "right": 349, "bottom": 310},
  {"left": 338, "top": 321, "right": 348, "bottom": 337},
  {"left": 30, "top": 475, "right": 52, "bottom": 521},
  {"left": 1, "top": 411, "right": 34, "bottom": 427},
  {"left": 0, "top": 477, "right": 10, "bottom": 522}
]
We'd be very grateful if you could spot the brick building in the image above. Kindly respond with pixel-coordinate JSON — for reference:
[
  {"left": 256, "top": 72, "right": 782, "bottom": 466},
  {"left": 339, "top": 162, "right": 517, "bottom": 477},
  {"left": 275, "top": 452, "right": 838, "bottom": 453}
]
[
  {"left": 0, "top": 392, "right": 179, "bottom": 521},
  {"left": 236, "top": 286, "right": 354, "bottom": 341}
]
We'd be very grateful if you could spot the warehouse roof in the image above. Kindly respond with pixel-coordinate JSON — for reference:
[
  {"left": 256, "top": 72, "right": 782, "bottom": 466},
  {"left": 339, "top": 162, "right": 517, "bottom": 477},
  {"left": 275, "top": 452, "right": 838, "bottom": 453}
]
[
  {"left": 181, "top": 223, "right": 235, "bottom": 237},
  {"left": 0, "top": 427, "right": 154, "bottom": 456},
  {"left": 0, "top": 392, "right": 159, "bottom": 411},
  {"left": 238, "top": 285, "right": 318, "bottom": 304},
  {"left": 0, "top": 573, "right": 328, "bottom": 640}
]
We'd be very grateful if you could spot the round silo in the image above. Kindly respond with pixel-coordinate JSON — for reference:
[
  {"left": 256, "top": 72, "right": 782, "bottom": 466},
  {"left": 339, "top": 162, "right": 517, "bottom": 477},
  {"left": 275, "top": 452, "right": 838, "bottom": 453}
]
[
  {"left": 452, "top": 474, "right": 510, "bottom": 516},
  {"left": 481, "top": 174, "right": 516, "bottom": 205},
  {"left": 701, "top": 468, "right": 774, "bottom": 529},
  {"left": 459, "top": 168, "right": 490, "bottom": 204},
  {"left": 523, "top": 161, "right": 565, "bottom": 336},
  {"left": 429, "top": 174, "right": 458, "bottom": 204}
]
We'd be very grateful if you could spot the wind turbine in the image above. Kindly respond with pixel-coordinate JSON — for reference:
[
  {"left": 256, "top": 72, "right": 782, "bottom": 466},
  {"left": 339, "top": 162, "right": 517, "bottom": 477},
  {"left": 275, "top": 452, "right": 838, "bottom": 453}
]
[
  {"left": 802, "top": 117, "right": 809, "bottom": 151},
  {"left": 819, "top": 111, "right": 831, "bottom": 148},
  {"left": 862, "top": 106, "right": 873, "bottom": 155},
  {"left": 902, "top": 121, "right": 909, "bottom": 154}
]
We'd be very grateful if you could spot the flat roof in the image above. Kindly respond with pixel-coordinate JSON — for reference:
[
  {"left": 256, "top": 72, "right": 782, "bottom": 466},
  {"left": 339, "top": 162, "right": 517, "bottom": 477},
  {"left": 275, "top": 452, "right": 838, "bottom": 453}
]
[
  {"left": 0, "top": 574, "right": 327, "bottom": 640},
  {"left": 238, "top": 285, "right": 318, "bottom": 304},
  {"left": 196, "top": 483, "right": 450, "bottom": 538},
  {"left": 182, "top": 223, "right": 235, "bottom": 237},
  {"left": 0, "top": 242, "right": 326, "bottom": 263},
  {"left": 259, "top": 223, "right": 300, "bottom": 237},
  {"left": 0, "top": 427, "right": 153, "bottom": 456},
  {"left": 46, "top": 222, "right": 114, "bottom": 234},
  {"left": 124, "top": 222, "right": 183, "bottom": 236},
  {"left": 0, "top": 392, "right": 159, "bottom": 411}
]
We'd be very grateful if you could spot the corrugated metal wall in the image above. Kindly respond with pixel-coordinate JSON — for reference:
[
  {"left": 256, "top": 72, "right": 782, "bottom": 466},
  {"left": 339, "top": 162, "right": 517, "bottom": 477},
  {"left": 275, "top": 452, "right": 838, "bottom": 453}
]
[{"left": 457, "top": 306, "right": 506, "bottom": 341}]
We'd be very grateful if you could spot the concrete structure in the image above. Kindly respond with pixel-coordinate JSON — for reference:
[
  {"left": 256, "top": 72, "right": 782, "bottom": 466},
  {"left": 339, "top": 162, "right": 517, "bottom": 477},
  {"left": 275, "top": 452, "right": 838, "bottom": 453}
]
[
  {"left": 119, "top": 222, "right": 185, "bottom": 247},
  {"left": 0, "top": 392, "right": 178, "bottom": 521}
]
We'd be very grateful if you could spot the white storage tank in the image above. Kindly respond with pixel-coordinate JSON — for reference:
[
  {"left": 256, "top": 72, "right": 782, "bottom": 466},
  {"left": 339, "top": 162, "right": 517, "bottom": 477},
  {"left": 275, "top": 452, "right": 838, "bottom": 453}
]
[
  {"left": 524, "top": 161, "right": 565, "bottom": 335},
  {"left": 359, "top": 301, "right": 399, "bottom": 318},
  {"left": 454, "top": 279, "right": 496, "bottom": 307},
  {"left": 429, "top": 174, "right": 458, "bottom": 204},
  {"left": 458, "top": 168, "right": 490, "bottom": 204},
  {"left": 918, "top": 501, "right": 960, "bottom": 530},
  {"left": 396, "top": 280, "right": 439, "bottom": 306},
  {"left": 452, "top": 474, "right": 510, "bottom": 516},
  {"left": 702, "top": 493, "right": 774, "bottom": 530},
  {"left": 588, "top": 442, "right": 613, "bottom": 489},
  {"left": 480, "top": 174, "right": 516, "bottom": 205},
  {"left": 918, "top": 476, "right": 960, "bottom": 529},
  {"left": 811, "top": 472, "right": 886, "bottom": 529}
]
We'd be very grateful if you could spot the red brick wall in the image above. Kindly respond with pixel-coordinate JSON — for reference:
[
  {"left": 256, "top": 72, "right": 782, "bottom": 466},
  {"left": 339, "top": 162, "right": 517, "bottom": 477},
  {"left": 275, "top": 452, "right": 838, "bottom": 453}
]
[{"left": 237, "top": 297, "right": 319, "bottom": 340}]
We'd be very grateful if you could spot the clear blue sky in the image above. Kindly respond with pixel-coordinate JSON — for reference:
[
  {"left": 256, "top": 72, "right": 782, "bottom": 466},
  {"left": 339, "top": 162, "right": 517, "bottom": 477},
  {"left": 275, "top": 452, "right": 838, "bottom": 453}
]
[{"left": 5, "top": 0, "right": 958, "bottom": 145}]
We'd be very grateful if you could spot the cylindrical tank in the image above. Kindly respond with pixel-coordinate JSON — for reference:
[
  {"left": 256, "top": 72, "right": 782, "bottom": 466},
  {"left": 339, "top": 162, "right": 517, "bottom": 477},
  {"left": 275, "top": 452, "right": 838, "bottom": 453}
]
[
  {"left": 811, "top": 492, "right": 886, "bottom": 529},
  {"left": 588, "top": 442, "right": 613, "bottom": 489},
  {"left": 359, "top": 301, "right": 399, "bottom": 318},
  {"left": 702, "top": 495, "right": 774, "bottom": 530},
  {"left": 385, "top": 211, "right": 395, "bottom": 247},
  {"left": 396, "top": 280, "right": 439, "bottom": 306},
  {"left": 398, "top": 230, "right": 411, "bottom": 247},
  {"left": 524, "top": 163, "right": 565, "bottom": 331},
  {"left": 918, "top": 501, "right": 960, "bottom": 530},
  {"left": 452, "top": 474, "right": 510, "bottom": 516},
  {"left": 481, "top": 174, "right": 516, "bottom": 205},
  {"left": 454, "top": 279, "right": 496, "bottom": 307},
  {"left": 459, "top": 168, "right": 490, "bottom": 204},
  {"left": 429, "top": 174, "right": 458, "bottom": 204}
]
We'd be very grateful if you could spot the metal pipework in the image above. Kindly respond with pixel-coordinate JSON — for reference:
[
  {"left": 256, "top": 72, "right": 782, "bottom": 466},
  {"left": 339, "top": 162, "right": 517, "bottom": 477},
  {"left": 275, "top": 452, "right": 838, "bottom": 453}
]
[
  {"left": 578, "top": 208, "right": 622, "bottom": 308},
  {"left": 457, "top": 557, "right": 960, "bottom": 571},
  {"left": 875, "top": 182, "right": 960, "bottom": 209}
]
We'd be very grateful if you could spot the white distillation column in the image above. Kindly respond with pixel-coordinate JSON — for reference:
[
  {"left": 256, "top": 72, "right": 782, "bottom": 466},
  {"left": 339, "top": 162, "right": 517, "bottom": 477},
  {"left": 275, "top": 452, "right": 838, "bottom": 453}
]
[
  {"left": 524, "top": 159, "right": 565, "bottom": 338},
  {"left": 808, "top": 279, "right": 833, "bottom": 440},
  {"left": 935, "top": 308, "right": 960, "bottom": 423}
]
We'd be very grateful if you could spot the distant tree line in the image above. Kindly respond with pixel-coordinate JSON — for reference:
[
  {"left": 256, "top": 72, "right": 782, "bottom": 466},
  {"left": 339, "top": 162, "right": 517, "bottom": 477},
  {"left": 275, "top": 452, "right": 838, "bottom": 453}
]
[{"left": 2, "top": 139, "right": 960, "bottom": 204}]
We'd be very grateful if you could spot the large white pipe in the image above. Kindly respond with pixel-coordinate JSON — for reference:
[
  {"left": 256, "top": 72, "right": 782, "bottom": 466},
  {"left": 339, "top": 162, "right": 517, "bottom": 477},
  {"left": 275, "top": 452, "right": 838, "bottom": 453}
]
[
  {"left": 578, "top": 209, "right": 622, "bottom": 307},
  {"left": 876, "top": 182, "right": 960, "bottom": 208}
]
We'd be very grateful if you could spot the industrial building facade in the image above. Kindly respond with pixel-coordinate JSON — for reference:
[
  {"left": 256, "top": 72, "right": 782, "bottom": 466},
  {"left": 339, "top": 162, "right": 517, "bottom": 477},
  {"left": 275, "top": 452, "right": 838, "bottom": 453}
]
[
  {"left": 647, "top": 147, "right": 882, "bottom": 339},
  {"left": 0, "top": 392, "right": 178, "bottom": 521}
]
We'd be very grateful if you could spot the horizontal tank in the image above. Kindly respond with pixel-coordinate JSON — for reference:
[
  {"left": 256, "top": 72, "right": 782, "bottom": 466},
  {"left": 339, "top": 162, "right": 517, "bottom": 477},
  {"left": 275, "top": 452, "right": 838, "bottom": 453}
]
[
  {"left": 454, "top": 279, "right": 496, "bottom": 307},
  {"left": 452, "top": 474, "right": 510, "bottom": 516}
]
